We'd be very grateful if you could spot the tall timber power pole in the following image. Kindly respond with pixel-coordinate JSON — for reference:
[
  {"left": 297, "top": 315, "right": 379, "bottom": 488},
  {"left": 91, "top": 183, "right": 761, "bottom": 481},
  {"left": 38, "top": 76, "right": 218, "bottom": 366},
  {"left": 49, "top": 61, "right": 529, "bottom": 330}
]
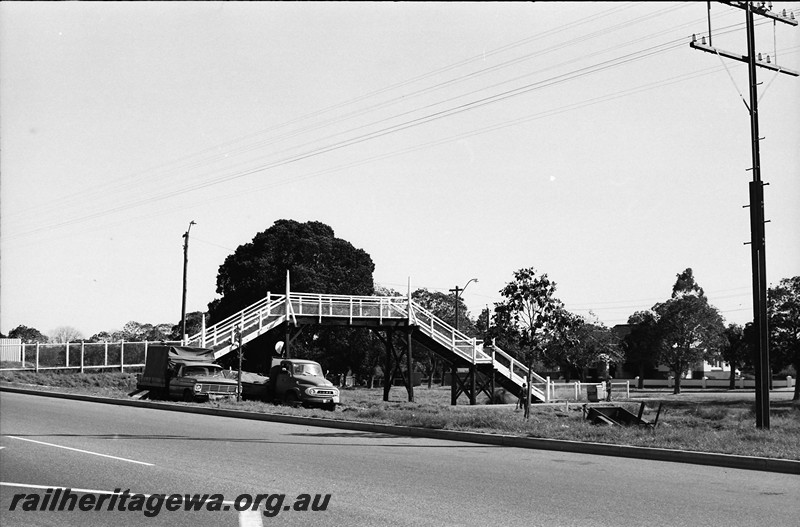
[{"left": 690, "top": 1, "right": 797, "bottom": 429}]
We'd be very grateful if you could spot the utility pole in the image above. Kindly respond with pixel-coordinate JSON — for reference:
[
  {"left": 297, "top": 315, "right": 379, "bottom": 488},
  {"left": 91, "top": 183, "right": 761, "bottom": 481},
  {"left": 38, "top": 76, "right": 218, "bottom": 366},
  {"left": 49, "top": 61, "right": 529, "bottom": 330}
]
[
  {"left": 690, "top": 1, "right": 797, "bottom": 429},
  {"left": 181, "top": 220, "right": 196, "bottom": 343},
  {"left": 449, "top": 278, "right": 478, "bottom": 332},
  {"left": 449, "top": 278, "right": 478, "bottom": 405}
]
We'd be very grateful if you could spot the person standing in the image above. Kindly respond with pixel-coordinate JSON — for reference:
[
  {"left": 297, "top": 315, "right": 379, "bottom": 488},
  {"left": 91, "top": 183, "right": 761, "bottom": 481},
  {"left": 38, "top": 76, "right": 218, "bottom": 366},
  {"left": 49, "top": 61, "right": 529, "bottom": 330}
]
[{"left": 517, "top": 382, "right": 527, "bottom": 410}]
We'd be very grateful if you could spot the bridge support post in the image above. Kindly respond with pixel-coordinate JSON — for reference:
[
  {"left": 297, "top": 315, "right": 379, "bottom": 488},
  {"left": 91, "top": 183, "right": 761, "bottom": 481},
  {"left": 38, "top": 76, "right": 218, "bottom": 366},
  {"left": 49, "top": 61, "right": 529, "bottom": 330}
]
[
  {"left": 377, "top": 328, "right": 413, "bottom": 402},
  {"left": 450, "top": 362, "right": 458, "bottom": 405},
  {"left": 470, "top": 365, "right": 477, "bottom": 405},
  {"left": 382, "top": 330, "right": 393, "bottom": 402},
  {"left": 406, "top": 328, "right": 414, "bottom": 403}
]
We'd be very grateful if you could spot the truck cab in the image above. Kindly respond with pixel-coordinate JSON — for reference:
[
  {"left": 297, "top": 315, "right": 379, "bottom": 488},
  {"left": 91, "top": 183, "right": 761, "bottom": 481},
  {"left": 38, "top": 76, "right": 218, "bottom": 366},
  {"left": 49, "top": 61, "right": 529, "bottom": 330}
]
[
  {"left": 169, "top": 361, "right": 238, "bottom": 402},
  {"left": 270, "top": 358, "right": 339, "bottom": 410}
]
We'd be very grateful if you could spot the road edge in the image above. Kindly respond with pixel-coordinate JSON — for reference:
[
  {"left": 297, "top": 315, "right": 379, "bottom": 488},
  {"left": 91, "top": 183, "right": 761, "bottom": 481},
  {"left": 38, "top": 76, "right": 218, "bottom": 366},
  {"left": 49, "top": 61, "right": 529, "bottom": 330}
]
[{"left": 2, "top": 385, "right": 798, "bottom": 475}]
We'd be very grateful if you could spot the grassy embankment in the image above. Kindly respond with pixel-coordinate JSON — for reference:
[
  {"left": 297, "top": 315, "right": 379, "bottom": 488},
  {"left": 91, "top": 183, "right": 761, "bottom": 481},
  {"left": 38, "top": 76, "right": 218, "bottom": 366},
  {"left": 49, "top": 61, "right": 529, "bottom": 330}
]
[{"left": 1, "top": 369, "right": 798, "bottom": 460}]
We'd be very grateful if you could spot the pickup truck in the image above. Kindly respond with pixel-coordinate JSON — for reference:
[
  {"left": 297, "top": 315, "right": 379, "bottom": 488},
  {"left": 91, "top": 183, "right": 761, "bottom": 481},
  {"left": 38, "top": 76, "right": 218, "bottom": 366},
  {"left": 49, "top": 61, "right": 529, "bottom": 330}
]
[
  {"left": 267, "top": 358, "right": 340, "bottom": 410},
  {"left": 137, "top": 345, "right": 238, "bottom": 402}
]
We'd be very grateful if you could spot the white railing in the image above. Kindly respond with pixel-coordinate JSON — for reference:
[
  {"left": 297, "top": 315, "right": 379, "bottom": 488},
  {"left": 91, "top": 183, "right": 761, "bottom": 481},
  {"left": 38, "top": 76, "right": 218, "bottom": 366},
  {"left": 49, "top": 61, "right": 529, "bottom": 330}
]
[
  {"left": 186, "top": 291, "right": 547, "bottom": 401},
  {"left": 186, "top": 294, "right": 287, "bottom": 351},
  {"left": 289, "top": 293, "right": 409, "bottom": 323},
  {"left": 0, "top": 340, "right": 182, "bottom": 372},
  {"left": 488, "top": 343, "right": 548, "bottom": 402},
  {"left": 407, "top": 301, "right": 491, "bottom": 365}
]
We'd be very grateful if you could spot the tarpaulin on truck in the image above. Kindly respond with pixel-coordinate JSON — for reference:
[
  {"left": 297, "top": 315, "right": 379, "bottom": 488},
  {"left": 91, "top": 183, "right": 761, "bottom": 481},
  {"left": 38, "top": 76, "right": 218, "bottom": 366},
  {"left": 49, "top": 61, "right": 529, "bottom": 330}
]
[{"left": 138, "top": 345, "right": 215, "bottom": 389}]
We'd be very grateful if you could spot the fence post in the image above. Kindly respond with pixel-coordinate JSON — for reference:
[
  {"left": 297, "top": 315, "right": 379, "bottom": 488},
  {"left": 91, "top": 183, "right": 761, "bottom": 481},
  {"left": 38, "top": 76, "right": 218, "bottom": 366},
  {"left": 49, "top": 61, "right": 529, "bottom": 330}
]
[
  {"left": 626, "top": 381, "right": 630, "bottom": 399},
  {"left": 80, "top": 342, "right": 85, "bottom": 373},
  {"left": 35, "top": 343, "right": 40, "bottom": 373},
  {"left": 574, "top": 382, "right": 579, "bottom": 400},
  {"left": 21, "top": 343, "right": 26, "bottom": 368},
  {"left": 120, "top": 341, "right": 125, "bottom": 373},
  {"left": 65, "top": 342, "right": 70, "bottom": 368},
  {"left": 144, "top": 341, "right": 148, "bottom": 364},
  {"left": 546, "top": 376, "right": 551, "bottom": 402}
]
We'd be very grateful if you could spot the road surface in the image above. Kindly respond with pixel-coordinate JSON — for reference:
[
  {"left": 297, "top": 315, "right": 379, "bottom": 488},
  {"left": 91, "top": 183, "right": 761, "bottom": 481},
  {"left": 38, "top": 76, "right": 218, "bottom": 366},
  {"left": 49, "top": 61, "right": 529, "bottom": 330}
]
[{"left": 1, "top": 391, "right": 796, "bottom": 526}]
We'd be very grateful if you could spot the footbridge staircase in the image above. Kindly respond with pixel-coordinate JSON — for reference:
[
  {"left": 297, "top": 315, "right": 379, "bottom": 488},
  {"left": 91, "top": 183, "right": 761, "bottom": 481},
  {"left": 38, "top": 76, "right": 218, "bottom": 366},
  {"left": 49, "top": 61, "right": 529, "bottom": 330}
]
[{"left": 186, "top": 292, "right": 549, "bottom": 404}]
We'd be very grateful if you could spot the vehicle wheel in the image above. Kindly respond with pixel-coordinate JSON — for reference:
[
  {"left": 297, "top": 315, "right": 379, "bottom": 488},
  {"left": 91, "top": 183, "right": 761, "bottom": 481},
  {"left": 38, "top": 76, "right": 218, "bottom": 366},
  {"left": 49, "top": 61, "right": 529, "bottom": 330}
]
[
  {"left": 183, "top": 389, "right": 194, "bottom": 402},
  {"left": 284, "top": 391, "right": 299, "bottom": 407},
  {"left": 324, "top": 402, "right": 337, "bottom": 412}
]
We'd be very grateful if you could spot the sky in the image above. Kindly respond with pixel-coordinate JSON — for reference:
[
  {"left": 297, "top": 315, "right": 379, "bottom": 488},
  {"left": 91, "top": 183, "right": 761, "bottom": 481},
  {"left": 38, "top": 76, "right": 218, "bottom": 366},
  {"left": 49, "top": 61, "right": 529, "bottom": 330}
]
[{"left": 2, "top": 2, "right": 799, "bottom": 340}]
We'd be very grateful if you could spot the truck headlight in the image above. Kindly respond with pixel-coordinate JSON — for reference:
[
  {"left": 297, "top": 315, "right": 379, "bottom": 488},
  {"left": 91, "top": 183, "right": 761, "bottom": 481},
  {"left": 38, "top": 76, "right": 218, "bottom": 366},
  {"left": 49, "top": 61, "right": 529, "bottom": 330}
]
[{"left": 194, "top": 384, "right": 202, "bottom": 392}]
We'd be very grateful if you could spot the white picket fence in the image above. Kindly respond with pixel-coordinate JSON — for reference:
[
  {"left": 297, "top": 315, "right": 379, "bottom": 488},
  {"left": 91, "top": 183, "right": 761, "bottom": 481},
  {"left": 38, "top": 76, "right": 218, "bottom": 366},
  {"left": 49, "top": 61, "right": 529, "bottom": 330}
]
[{"left": 0, "top": 340, "right": 182, "bottom": 373}]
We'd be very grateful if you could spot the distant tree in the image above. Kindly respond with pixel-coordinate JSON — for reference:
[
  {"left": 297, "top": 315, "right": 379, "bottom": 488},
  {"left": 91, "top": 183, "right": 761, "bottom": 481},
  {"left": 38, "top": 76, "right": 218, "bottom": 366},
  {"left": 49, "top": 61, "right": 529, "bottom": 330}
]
[
  {"left": 672, "top": 268, "right": 704, "bottom": 298},
  {"left": 494, "top": 268, "right": 563, "bottom": 414},
  {"left": 88, "top": 331, "right": 115, "bottom": 343},
  {"left": 208, "top": 220, "right": 375, "bottom": 324},
  {"left": 144, "top": 323, "right": 174, "bottom": 342},
  {"left": 545, "top": 309, "right": 584, "bottom": 380},
  {"left": 49, "top": 326, "right": 84, "bottom": 343},
  {"left": 410, "top": 287, "right": 475, "bottom": 387},
  {"left": 9, "top": 325, "right": 49, "bottom": 344},
  {"left": 170, "top": 311, "right": 206, "bottom": 341},
  {"left": 720, "top": 323, "right": 751, "bottom": 390},
  {"left": 120, "top": 321, "right": 148, "bottom": 341},
  {"left": 622, "top": 311, "right": 662, "bottom": 388},
  {"left": 548, "top": 312, "right": 621, "bottom": 381},
  {"left": 654, "top": 271, "right": 725, "bottom": 394},
  {"left": 767, "top": 276, "right": 800, "bottom": 400}
]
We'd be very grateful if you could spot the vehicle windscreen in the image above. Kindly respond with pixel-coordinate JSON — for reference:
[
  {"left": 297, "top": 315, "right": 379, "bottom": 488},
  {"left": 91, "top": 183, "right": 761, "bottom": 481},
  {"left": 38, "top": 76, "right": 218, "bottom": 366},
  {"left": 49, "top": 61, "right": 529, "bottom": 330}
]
[
  {"left": 183, "top": 366, "right": 221, "bottom": 377},
  {"left": 293, "top": 363, "right": 323, "bottom": 377}
]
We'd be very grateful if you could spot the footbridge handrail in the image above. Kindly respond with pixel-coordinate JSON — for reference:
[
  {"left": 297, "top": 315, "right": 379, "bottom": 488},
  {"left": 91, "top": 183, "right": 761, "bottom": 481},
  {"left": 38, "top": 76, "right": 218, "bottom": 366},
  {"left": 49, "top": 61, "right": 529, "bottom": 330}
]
[
  {"left": 186, "top": 289, "right": 546, "bottom": 401},
  {"left": 406, "top": 300, "right": 491, "bottom": 365},
  {"left": 488, "top": 342, "right": 548, "bottom": 402}
]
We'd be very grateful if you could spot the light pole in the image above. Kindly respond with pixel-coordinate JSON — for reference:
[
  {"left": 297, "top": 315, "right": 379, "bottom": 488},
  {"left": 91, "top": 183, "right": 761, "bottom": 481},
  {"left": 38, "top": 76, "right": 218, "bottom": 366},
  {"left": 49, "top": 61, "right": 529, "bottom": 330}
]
[
  {"left": 449, "top": 278, "right": 478, "bottom": 332},
  {"left": 181, "top": 221, "right": 196, "bottom": 343}
]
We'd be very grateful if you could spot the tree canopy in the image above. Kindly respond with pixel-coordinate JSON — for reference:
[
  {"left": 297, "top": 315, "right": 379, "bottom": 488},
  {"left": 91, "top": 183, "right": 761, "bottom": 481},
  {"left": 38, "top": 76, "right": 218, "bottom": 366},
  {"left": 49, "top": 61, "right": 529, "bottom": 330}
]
[
  {"left": 8, "top": 325, "right": 49, "bottom": 344},
  {"left": 493, "top": 268, "right": 563, "bottom": 371},
  {"left": 209, "top": 220, "right": 375, "bottom": 323},
  {"left": 622, "top": 310, "right": 662, "bottom": 387},
  {"left": 768, "top": 276, "right": 800, "bottom": 400},
  {"left": 547, "top": 311, "right": 621, "bottom": 381},
  {"left": 654, "top": 270, "right": 724, "bottom": 394}
]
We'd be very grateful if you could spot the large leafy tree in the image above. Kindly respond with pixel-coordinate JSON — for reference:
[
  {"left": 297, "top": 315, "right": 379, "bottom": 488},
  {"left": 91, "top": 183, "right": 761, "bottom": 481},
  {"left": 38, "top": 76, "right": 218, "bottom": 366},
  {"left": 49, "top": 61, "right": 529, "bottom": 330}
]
[
  {"left": 654, "top": 269, "right": 725, "bottom": 394},
  {"left": 622, "top": 310, "right": 662, "bottom": 388},
  {"left": 719, "top": 323, "right": 751, "bottom": 390},
  {"left": 768, "top": 276, "right": 800, "bottom": 400},
  {"left": 210, "top": 220, "right": 375, "bottom": 375},
  {"left": 209, "top": 219, "right": 375, "bottom": 323},
  {"left": 8, "top": 325, "right": 49, "bottom": 344},
  {"left": 493, "top": 268, "right": 563, "bottom": 405}
]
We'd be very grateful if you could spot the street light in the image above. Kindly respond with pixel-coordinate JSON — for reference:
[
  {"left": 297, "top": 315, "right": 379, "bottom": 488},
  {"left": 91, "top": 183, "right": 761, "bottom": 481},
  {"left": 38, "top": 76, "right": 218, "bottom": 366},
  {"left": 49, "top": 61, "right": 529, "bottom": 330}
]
[{"left": 449, "top": 278, "right": 478, "bottom": 332}]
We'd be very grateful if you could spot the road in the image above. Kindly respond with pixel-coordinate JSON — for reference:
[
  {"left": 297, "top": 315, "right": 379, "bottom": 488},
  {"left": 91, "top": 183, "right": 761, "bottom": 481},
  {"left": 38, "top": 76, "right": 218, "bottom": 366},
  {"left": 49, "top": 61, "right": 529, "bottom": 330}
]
[{"left": 1, "top": 391, "right": 797, "bottom": 526}]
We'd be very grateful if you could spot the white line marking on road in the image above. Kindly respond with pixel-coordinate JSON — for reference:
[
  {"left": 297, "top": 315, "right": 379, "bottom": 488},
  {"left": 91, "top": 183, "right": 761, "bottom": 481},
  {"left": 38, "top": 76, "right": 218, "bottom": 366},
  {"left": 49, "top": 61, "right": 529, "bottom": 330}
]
[
  {"left": 1, "top": 482, "right": 129, "bottom": 495},
  {"left": 6, "top": 436, "right": 153, "bottom": 466},
  {"left": 239, "top": 509, "right": 264, "bottom": 527},
  {"left": 1, "top": 482, "right": 241, "bottom": 507}
]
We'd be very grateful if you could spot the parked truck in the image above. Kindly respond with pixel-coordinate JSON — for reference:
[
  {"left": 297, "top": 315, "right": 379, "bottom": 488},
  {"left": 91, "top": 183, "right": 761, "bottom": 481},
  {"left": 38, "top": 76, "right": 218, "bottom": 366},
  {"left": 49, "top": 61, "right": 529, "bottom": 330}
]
[
  {"left": 223, "top": 357, "right": 339, "bottom": 410},
  {"left": 137, "top": 345, "right": 238, "bottom": 402},
  {"left": 267, "top": 357, "right": 340, "bottom": 410}
]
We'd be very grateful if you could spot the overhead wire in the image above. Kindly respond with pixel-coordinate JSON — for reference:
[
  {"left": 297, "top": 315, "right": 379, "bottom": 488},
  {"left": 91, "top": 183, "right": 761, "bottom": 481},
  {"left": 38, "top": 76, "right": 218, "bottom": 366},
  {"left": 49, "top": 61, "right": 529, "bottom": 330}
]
[
  {"left": 2, "top": 3, "right": 640, "bottom": 224},
  {"left": 4, "top": 4, "right": 794, "bottom": 246},
  {"left": 1, "top": 3, "right": 699, "bottom": 229}
]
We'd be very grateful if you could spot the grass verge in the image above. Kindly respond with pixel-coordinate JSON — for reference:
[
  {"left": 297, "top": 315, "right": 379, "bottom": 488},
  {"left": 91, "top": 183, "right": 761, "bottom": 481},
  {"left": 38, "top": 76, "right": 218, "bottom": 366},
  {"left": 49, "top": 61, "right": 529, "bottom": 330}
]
[{"left": 1, "top": 370, "right": 798, "bottom": 460}]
